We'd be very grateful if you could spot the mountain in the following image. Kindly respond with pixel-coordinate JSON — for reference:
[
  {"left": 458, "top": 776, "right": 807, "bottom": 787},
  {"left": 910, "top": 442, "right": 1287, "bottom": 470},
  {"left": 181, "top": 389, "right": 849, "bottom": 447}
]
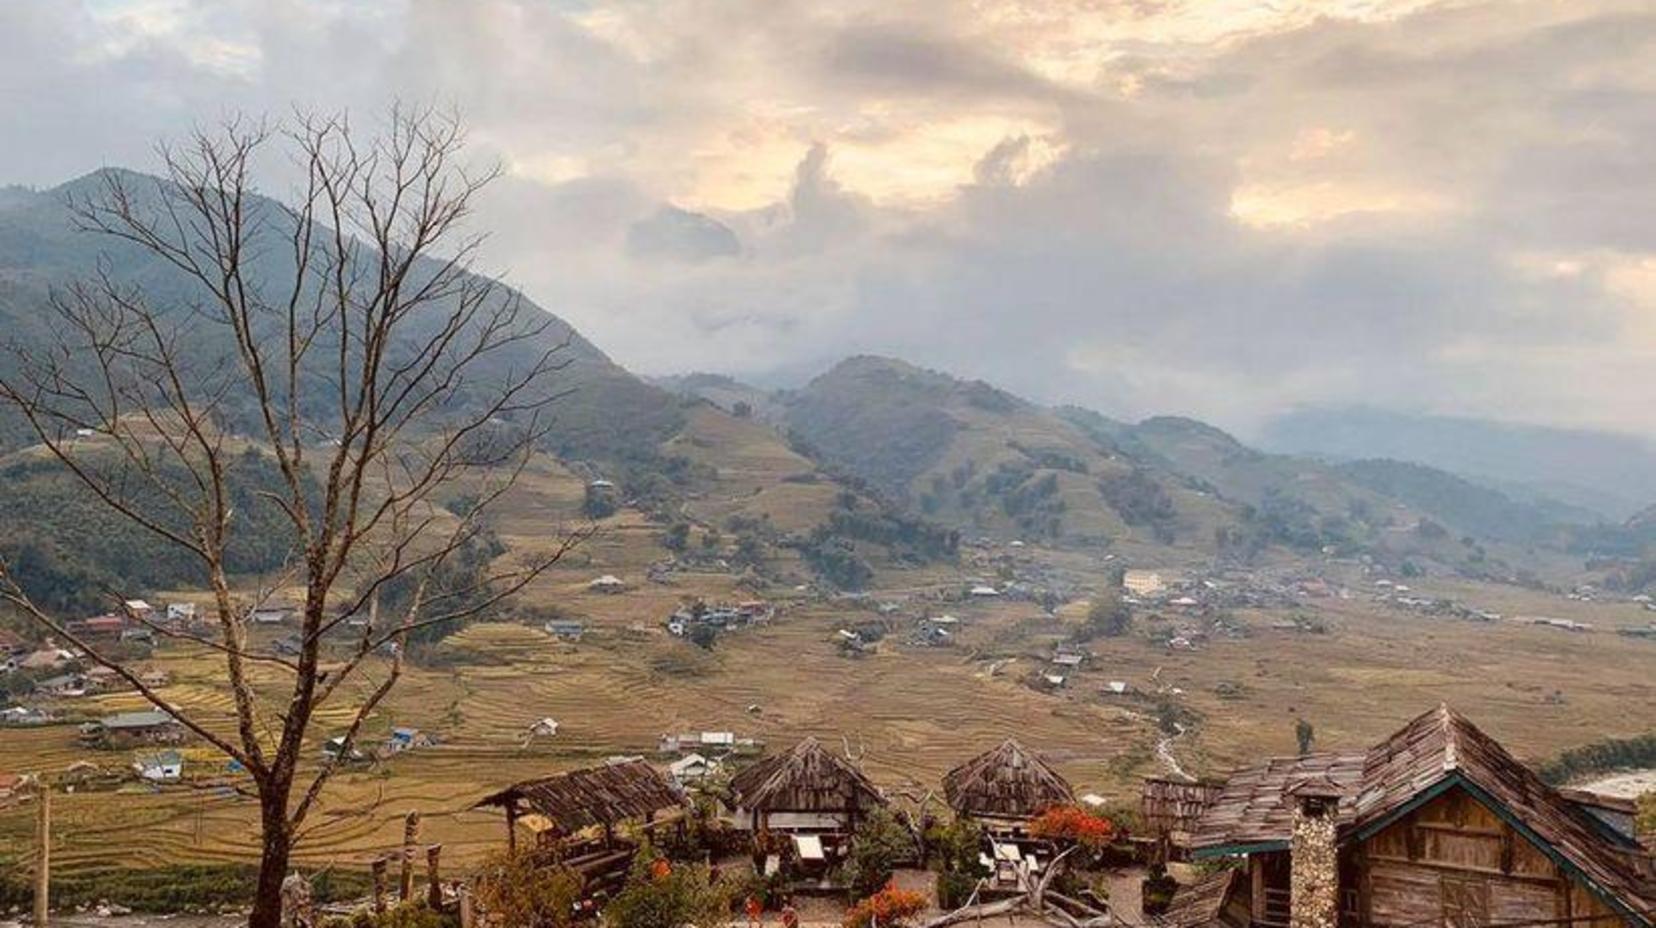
[
  {"left": 625, "top": 206, "right": 740, "bottom": 262},
  {"left": 778, "top": 358, "right": 1582, "bottom": 569},
  {"left": 1098, "top": 415, "right": 1582, "bottom": 546},
  {"left": 0, "top": 170, "right": 684, "bottom": 462},
  {"left": 1260, "top": 407, "right": 1656, "bottom": 521},
  {"left": 780, "top": 356, "right": 1242, "bottom": 555},
  {"left": 655, "top": 372, "right": 787, "bottom": 426},
  {"left": 1332, "top": 459, "right": 1588, "bottom": 545}
]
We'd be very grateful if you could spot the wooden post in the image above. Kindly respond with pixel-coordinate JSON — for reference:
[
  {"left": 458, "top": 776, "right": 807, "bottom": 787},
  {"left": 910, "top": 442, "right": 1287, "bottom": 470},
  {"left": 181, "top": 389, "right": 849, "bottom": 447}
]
[
  {"left": 34, "top": 783, "right": 50, "bottom": 928},
  {"left": 371, "top": 857, "right": 389, "bottom": 914},
  {"left": 400, "top": 810, "right": 421, "bottom": 901},
  {"left": 505, "top": 799, "right": 518, "bottom": 853},
  {"left": 426, "top": 844, "right": 443, "bottom": 909},
  {"left": 459, "top": 884, "right": 476, "bottom": 928}
]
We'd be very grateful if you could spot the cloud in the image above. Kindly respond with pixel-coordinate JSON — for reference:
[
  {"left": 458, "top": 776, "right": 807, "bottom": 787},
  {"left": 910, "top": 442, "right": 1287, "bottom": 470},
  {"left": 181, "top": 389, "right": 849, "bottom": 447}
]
[{"left": 4, "top": 0, "right": 1656, "bottom": 436}]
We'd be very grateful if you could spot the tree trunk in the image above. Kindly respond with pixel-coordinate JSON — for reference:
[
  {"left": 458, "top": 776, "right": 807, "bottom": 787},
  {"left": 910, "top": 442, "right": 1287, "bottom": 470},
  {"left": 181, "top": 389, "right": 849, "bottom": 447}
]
[{"left": 250, "top": 786, "right": 295, "bottom": 928}]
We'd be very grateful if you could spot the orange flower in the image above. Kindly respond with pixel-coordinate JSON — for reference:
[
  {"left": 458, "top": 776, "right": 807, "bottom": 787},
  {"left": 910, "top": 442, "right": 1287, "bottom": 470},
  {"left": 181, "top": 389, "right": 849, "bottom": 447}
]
[
  {"left": 650, "top": 857, "right": 673, "bottom": 881},
  {"left": 1028, "top": 805, "right": 1116, "bottom": 848},
  {"left": 844, "top": 881, "right": 927, "bottom": 928}
]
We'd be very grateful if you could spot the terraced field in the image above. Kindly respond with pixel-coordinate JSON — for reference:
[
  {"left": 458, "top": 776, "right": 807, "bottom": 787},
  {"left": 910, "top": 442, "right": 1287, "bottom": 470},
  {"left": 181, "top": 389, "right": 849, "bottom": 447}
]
[
  {"left": 7, "top": 571, "right": 1653, "bottom": 887},
  {"left": 4, "top": 420, "right": 1654, "bottom": 893}
]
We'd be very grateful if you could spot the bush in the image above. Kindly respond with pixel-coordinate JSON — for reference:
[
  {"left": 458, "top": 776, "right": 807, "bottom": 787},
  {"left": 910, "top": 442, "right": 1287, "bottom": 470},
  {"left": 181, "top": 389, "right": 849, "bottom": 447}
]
[
  {"left": 605, "top": 848, "right": 733, "bottom": 928},
  {"left": 843, "top": 882, "right": 927, "bottom": 928},
  {"left": 935, "top": 870, "right": 979, "bottom": 910},
  {"left": 324, "top": 902, "right": 457, "bottom": 928},
  {"left": 842, "top": 809, "right": 916, "bottom": 897},
  {"left": 470, "top": 848, "right": 582, "bottom": 928}
]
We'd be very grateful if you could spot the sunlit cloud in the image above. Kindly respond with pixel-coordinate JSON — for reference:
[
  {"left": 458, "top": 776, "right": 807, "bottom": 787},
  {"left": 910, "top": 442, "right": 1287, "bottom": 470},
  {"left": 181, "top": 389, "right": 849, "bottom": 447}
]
[{"left": 3, "top": 0, "right": 1655, "bottom": 435}]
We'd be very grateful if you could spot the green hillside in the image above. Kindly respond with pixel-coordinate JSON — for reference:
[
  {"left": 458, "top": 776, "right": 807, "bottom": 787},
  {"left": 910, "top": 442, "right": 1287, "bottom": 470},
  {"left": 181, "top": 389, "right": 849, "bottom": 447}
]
[{"left": 0, "top": 170, "right": 684, "bottom": 463}]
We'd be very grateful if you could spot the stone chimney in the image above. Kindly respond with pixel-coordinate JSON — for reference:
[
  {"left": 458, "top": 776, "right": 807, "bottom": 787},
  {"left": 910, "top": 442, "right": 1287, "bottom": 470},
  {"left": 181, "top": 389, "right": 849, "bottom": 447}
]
[{"left": 1288, "top": 775, "right": 1342, "bottom": 928}]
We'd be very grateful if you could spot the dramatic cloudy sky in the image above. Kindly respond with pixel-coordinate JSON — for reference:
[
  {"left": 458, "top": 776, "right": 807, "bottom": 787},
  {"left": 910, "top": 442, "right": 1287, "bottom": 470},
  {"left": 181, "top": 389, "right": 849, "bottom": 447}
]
[{"left": 3, "top": 0, "right": 1654, "bottom": 436}]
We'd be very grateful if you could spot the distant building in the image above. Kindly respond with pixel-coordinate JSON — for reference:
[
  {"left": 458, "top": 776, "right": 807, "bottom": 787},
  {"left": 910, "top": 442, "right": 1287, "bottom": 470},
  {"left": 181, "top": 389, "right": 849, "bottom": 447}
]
[
  {"left": 133, "top": 750, "right": 183, "bottom": 782},
  {"left": 386, "top": 727, "right": 433, "bottom": 754},
  {"left": 69, "top": 614, "right": 126, "bottom": 638},
  {"left": 37, "top": 673, "right": 89, "bottom": 698},
  {"left": 82, "top": 710, "right": 184, "bottom": 748},
  {"left": 669, "top": 752, "right": 715, "bottom": 784},
  {"left": 321, "top": 736, "right": 368, "bottom": 764},
  {"left": 529, "top": 717, "right": 560, "bottom": 738},
  {"left": 544, "top": 619, "right": 586, "bottom": 641},
  {"left": 1122, "top": 569, "right": 1165, "bottom": 597},
  {"left": 19, "top": 648, "right": 74, "bottom": 671},
  {"left": 1, "top": 706, "right": 51, "bottom": 726},
  {"left": 588, "top": 575, "right": 626, "bottom": 594}
]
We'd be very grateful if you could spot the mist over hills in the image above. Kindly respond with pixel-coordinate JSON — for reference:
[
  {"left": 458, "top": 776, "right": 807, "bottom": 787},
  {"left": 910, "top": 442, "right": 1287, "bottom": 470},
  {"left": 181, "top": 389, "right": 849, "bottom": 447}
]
[
  {"left": 1261, "top": 407, "right": 1656, "bottom": 522},
  {"left": 669, "top": 355, "right": 1608, "bottom": 579},
  {"left": 1, "top": 168, "right": 1646, "bottom": 596}
]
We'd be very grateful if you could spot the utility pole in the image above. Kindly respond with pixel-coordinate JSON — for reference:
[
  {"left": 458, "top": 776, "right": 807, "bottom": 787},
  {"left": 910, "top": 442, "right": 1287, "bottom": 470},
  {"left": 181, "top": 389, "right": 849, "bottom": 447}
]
[{"left": 34, "top": 782, "right": 50, "bottom": 927}]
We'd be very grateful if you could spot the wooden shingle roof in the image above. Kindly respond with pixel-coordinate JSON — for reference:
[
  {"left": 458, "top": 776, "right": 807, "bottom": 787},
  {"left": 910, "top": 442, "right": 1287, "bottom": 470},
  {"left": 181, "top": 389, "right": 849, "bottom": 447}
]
[
  {"left": 1188, "top": 751, "right": 1366, "bottom": 851},
  {"left": 728, "top": 737, "right": 886, "bottom": 813},
  {"left": 1141, "top": 777, "right": 1227, "bottom": 842},
  {"left": 475, "top": 760, "right": 683, "bottom": 834},
  {"left": 1191, "top": 705, "right": 1656, "bottom": 926},
  {"left": 943, "top": 739, "right": 1074, "bottom": 820},
  {"left": 1348, "top": 705, "right": 1654, "bottom": 924},
  {"left": 1162, "top": 868, "right": 1245, "bottom": 928}
]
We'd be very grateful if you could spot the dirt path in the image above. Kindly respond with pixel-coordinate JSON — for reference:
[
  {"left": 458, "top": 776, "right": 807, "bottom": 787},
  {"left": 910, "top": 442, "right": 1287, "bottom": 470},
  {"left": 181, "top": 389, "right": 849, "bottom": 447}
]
[{"left": 1156, "top": 722, "right": 1190, "bottom": 780}]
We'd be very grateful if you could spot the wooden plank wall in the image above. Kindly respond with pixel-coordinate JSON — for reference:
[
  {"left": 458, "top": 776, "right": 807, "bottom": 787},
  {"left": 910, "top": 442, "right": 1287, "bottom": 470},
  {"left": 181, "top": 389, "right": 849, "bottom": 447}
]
[{"left": 1354, "top": 787, "right": 1633, "bottom": 928}]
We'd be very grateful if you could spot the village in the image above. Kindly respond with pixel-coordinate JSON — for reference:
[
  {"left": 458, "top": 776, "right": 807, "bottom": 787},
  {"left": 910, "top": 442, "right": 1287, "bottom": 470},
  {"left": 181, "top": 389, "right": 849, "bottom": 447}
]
[{"left": 2, "top": 543, "right": 1653, "bottom": 927}]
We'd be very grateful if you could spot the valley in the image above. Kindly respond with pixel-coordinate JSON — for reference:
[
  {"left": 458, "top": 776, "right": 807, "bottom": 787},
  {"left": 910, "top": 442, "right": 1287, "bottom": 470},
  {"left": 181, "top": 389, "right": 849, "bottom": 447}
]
[{"left": 1, "top": 171, "right": 1653, "bottom": 903}]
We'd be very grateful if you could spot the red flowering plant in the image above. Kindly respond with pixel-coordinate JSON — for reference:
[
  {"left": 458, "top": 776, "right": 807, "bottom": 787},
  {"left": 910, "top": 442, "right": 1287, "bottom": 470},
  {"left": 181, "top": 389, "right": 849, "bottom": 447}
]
[
  {"left": 843, "top": 881, "right": 928, "bottom": 928},
  {"left": 1027, "top": 805, "right": 1116, "bottom": 849}
]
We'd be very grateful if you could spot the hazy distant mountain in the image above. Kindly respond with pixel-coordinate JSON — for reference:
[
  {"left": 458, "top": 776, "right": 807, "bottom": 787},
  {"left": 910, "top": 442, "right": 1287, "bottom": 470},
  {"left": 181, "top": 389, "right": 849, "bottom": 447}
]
[
  {"left": 654, "top": 372, "right": 787, "bottom": 425},
  {"left": 625, "top": 205, "right": 740, "bottom": 262},
  {"left": 0, "top": 169, "right": 684, "bottom": 461},
  {"left": 1260, "top": 407, "right": 1656, "bottom": 521}
]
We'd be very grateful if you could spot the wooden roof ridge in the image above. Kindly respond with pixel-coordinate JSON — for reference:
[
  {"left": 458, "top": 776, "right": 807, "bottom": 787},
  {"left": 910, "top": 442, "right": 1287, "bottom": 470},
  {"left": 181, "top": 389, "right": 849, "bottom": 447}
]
[
  {"left": 943, "top": 738, "right": 1074, "bottom": 819},
  {"left": 1350, "top": 704, "right": 1655, "bottom": 923},
  {"left": 728, "top": 736, "right": 886, "bottom": 812},
  {"left": 475, "top": 759, "right": 683, "bottom": 835},
  {"left": 1192, "top": 705, "right": 1654, "bottom": 926}
]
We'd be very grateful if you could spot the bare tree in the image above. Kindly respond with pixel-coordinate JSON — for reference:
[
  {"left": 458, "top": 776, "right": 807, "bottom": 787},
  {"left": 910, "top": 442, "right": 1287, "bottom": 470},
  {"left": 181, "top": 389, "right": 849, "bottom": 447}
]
[{"left": 0, "top": 107, "right": 584, "bottom": 928}]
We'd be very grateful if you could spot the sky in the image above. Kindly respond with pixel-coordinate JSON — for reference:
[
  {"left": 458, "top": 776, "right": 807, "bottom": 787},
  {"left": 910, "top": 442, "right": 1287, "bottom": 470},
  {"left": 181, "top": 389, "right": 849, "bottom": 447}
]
[{"left": 2, "top": 0, "right": 1654, "bottom": 437}]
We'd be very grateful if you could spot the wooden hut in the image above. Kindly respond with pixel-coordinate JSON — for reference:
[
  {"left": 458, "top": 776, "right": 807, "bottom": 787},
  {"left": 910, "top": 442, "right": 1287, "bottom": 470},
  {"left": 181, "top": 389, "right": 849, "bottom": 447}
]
[
  {"left": 475, "top": 759, "right": 685, "bottom": 855},
  {"left": 1186, "top": 705, "right": 1654, "bottom": 928},
  {"left": 943, "top": 739, "right": 1074, "bottom": 831},
  {"left": 1141, "top": 776, "right": 1225, "bottom": 860},
  {"left": 727, "top": 737, "right": 886, "bottom": 834}
]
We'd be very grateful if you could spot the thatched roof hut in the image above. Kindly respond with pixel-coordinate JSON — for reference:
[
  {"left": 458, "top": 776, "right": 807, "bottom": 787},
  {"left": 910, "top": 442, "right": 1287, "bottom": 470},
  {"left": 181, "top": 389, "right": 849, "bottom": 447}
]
[
  {"left": 727, "top": 737, "right": 885, "bottom": 827},
  {"left": 476, "top": 759, "right": 684, "bottom": 849},
  {"left": 943, "top": 739, "right": 1073, "bottom": 822}
]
